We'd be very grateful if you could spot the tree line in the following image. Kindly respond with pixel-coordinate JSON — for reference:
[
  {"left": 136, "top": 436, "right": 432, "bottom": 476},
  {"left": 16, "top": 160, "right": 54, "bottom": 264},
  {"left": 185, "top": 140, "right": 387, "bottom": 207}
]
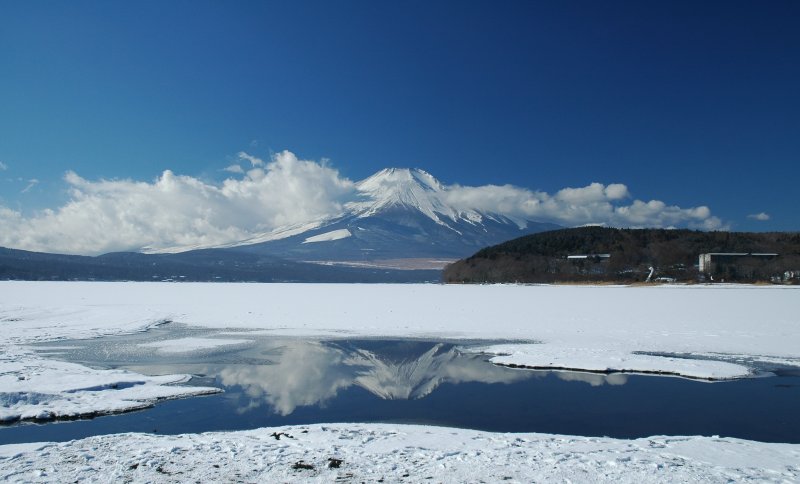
[{"left": 443, "top": 227, "right": 800, "bottom": 284}]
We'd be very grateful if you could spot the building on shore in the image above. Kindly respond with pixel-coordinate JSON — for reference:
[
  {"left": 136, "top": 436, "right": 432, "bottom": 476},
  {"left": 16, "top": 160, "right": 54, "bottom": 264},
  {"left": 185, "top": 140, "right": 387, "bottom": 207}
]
[{"left": 698, "top": 252, "right": 779, "bottom": 277}]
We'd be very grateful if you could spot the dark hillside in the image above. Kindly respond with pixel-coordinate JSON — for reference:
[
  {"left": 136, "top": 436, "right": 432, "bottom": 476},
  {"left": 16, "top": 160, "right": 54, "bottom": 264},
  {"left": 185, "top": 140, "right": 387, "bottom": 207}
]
[{"left": 443, "top": 227, "right": 800, "bottom": 283}]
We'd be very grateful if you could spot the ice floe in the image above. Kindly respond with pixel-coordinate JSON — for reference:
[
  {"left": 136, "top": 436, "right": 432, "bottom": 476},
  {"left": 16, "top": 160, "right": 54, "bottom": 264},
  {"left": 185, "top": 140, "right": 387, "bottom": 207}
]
[{"left": 0, "top": 347, "right": 218, "bottom": 422}]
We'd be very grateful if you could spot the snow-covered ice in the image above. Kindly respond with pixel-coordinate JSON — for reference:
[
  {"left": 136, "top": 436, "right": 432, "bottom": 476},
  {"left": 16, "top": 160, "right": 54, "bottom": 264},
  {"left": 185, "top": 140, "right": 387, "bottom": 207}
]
[
  {"left": 481, "top": 344, "right": 751, "bottom": 379},
  {"left": 1, "top": 423, "right": 798, "bottom": 483},
  {"left": 2, "top": 282, "right": 798, "bottom": 379},
  {"left": 1, "top": 281, "right": 799, "bottom": 480}
]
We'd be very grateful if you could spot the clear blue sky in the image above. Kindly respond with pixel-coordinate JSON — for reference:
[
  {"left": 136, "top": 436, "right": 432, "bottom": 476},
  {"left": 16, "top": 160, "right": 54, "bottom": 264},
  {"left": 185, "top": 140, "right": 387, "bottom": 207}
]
[{"left": 1, "top": 0, "right": 798, "bottom": 231}]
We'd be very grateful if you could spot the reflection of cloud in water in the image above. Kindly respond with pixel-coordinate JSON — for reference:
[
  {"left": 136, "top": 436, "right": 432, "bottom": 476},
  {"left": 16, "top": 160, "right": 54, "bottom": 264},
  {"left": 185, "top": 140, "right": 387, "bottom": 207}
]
[
  {"left": 216, "top": 341, "right": 354, "bottom": 416},
  {"left": 215, "top": 341, "right": 532, "bottom": 415},
  {"left": 555, "top": 371, "right": 628, "bottom": 387}
]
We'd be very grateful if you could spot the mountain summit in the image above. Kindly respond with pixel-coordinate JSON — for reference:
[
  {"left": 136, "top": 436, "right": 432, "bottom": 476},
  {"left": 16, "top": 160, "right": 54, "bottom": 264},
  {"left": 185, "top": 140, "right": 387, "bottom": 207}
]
[
  {"left": 146, "top": 168, "right": 559, "bottom": 268},
  {"left": 349, "top": 168, "right": 482, "bottom": 229}
]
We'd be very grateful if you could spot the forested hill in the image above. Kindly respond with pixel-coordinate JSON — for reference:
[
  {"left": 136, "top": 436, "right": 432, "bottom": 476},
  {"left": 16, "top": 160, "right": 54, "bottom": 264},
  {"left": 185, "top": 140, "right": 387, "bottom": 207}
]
[{"left": 443, "top": 227, "right": 800, "bottom": 284}]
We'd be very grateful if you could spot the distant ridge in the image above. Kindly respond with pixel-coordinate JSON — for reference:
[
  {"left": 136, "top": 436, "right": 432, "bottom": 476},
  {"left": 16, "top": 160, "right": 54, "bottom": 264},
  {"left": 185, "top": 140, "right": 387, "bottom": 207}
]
[{"left": 0, "top": 246, "right": 440, "bottom": 283}]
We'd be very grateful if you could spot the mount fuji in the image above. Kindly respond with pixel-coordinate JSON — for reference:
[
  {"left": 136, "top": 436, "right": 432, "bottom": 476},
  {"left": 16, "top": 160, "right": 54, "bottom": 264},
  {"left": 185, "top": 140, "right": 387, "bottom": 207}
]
[
  {"left": 0, "top": 168, "right": 558, "bottom": 282},
  {"left": 152, "top": 168, "right": 559, "bottom": 269}
]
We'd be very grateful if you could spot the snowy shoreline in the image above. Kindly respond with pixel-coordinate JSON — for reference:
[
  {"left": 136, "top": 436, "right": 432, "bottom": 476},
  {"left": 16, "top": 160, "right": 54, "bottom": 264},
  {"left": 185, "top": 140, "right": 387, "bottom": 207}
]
[{"left": 2, "top": 423, "right": 799, "bottom": 483}]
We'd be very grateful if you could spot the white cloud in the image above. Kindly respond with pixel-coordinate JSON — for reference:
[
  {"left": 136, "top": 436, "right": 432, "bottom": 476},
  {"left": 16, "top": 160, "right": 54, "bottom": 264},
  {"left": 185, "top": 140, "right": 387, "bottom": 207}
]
[
  {"left": 747, "top": 212, "right": 770, "bottom": 221},
  {"left": 0, "top": 161, "right": 7, "bottom": 171},
  {"left": 442, "top": 182, "right": 725, "bottom": 231},
  {"left": 217, "top": 341, "right": 354, "bottom": 416},
  {"left": 237, "top": 151, "right": 264, "bottom": 167},
  {"left": 0, "top": 151, "right": 353, "bottom": 255},
  {"left": 223, "top": 164, "right": 244, "bottom": 174},
  {"left": 21, "top": 179, "right": 39, "bottom": 193},
  {"left": 0, "top": 150, "right": 728, "bottom": 255}
]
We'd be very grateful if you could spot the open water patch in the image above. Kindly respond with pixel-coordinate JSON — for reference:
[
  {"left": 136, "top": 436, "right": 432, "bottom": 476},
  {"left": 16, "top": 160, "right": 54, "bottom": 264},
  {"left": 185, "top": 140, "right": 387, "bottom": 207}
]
[{"left": 1, "top": 327, "right": 798, "bottom": 445}]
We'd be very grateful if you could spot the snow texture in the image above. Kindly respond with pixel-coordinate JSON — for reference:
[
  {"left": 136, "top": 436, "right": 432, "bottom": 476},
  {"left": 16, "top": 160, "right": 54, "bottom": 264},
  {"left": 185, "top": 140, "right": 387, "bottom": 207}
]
[
  {"left": 302, "top": 228, "right": 352, "bottom": 244},
  {"left": 1, "top": 423, "right": 798, "bottom": 483}
]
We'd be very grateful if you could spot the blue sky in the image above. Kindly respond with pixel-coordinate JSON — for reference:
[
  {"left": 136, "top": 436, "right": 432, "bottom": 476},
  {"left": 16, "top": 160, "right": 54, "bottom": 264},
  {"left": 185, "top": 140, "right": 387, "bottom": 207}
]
[{"left": 1, "top": 1, "right": 798, "bottom": 253}]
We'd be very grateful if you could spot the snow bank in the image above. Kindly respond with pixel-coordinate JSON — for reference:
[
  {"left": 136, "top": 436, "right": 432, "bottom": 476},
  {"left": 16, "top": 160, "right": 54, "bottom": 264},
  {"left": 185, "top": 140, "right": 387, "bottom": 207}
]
[
  {"left": 481, "top": 344, "right": 752, "bottom": 380},
  {"left": 1, "top": 423, "right": 798, "bottom": 483}
]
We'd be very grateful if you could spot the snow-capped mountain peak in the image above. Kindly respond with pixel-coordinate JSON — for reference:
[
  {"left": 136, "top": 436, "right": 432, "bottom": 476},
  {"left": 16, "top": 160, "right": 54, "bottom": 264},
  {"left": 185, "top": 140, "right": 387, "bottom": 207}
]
[
  {"left": 357, "top": 167, "right": 442, "bottom": 192},
  {"left": 350, "top": 168, "right": 466, "bottom": 226}
]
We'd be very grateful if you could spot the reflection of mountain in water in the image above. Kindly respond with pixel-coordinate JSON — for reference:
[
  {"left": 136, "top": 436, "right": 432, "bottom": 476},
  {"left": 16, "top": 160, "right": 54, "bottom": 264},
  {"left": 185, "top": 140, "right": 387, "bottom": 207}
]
[
  {"left": 348, "top": 343, "right": 456, "bottom": 399},
  {"left": 215, "top": 340, "right": 531, "bottom": 415},
  {"left": 343, "top": 342, "right": 529, "bottom": 400}
]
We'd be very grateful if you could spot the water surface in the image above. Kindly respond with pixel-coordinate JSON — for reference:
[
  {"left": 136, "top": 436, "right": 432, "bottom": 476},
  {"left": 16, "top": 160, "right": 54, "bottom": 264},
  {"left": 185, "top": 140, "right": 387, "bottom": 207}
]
[{"left": 2, "top": 326, "right": 798, "bottom": 444}]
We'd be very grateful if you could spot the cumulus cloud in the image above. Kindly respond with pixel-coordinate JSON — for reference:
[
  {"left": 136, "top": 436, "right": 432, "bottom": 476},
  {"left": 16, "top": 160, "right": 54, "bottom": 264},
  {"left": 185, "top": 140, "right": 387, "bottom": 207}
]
[
  {"left": 0, "top": 151, "right": 353, "bottom": 255},
  {"left": 747, "top": 212, "right": 770, "bottom": 221},
  {"left": 0, "top": 161, "right": 7, "bottom": 171},
  {"left": 0, "top": 150, "right": 727, "bottom": 255},
  {"left": 217, "top": 341, "right": 354, "bottom": 416},
  {"left": 442, "top": 182, "right": 725, "bottom": 231}
]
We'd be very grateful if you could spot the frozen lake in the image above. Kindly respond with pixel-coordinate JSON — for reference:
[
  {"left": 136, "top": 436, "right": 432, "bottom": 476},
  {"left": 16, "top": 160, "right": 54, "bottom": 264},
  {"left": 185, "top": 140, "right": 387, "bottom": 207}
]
[
  {"left": 2, "top": 283, "right": 799, "bottom": 483},
  {"left": 2, "top": 325, "right": 798, "bottom": 445}
]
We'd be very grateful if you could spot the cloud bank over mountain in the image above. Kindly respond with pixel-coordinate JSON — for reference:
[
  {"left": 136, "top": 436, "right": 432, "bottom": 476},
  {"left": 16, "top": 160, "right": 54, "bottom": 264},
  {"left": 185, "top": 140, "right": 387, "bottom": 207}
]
[{"left": 0, "top": 150, "right": 724, "bottom": 255}]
